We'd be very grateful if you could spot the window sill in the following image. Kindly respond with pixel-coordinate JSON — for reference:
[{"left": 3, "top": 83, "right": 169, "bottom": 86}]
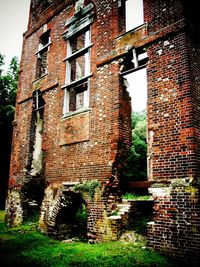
[
  {"left": 33, "top": 73, "right": 48, "bottom": 83},
  {"left": 35, "top": 42, "right": 52, "bottom": 55},
  {"left": 61, "top": 107, "right": 91, "bottom": 120}
]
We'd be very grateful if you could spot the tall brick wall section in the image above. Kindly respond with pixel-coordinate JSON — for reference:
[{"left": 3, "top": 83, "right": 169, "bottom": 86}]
[
  {"left": 13, "top": 0, "right": 129, "bottom": 184},
  {"left": 9, "top": 101, "right": 33, "bottom": 187},
  {"left": 7, "top": 0, "right": 131, "bottom": 239},
  {"left": 144, "top": 0, "right": 200, "bottom": 262},
  {"left": 147, "top": 32, "right": 196, "bottom": 182},
  {"left": 188, "top": 32, "right": 200, "bottom": 179},
  {"left": 145, "top": 0, "right": 198, "bottom": 182}
]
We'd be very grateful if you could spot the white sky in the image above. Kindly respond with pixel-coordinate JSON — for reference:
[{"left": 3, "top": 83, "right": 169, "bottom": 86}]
[
  {"left": 126, "top": 0, "right": 144, "bottom": 31},
  {"left": 0, "top": 0, "right": 146, "bottom": 111},
  {"left": 0, "top": 0, "right": 30, "bottom": 69},
  {"left": 126, "top": 0, "right": 147, "bottom": 112},
  {"left": 125, "top": 69, "right": 147, "bottom": 112}
]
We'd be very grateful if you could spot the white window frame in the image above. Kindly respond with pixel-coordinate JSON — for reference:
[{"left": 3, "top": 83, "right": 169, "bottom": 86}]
[
  {"left": 35, "top": 32, "right": 51, "bottom": 78},
  {"left": 33, "top": 89, "right": 45, "bottom": 112},
  {"left": 63, "top": 28, "right": 91, "bottom": 115},
  {"left": 132, "top": 48, "right": 148, "bottom": 69}
]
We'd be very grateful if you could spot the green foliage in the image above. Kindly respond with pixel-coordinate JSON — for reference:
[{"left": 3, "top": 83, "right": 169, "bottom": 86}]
[
  {"left": 75, "top": 204, "right": 87, "bottom": 223},
  {"left": 131, "top": 111, "right": 146, "bottom": 129},
  {"left": 0, "top": 55, "right": 19, "bottom": 208},
  {"left": 122, "top": 193, "right": 152, "bottom": 200},
  {"left": 0, "top": 211, "right": 176, "bottom": 267},
  {"left": 122, "top": 110, "right": 147, "bottom": 182},
  {"left": 132, "top": 215, "right": 153, "bottom": 236},
  {"left": 0, "top": 210, "right": 6, "bottom": 232},
  {"left": 75, "top": 203, "right": 88, "bottom": 239},
  {"left": 0, "top": 55, "right": 18, "bottom": 123},
  {"left": 73, "top": 180, "right": 101, "bottom": 200}
]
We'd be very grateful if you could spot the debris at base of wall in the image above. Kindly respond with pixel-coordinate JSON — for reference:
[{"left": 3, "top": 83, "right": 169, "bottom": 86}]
[{"left": 119, "top": 230, "right": 137, "bottom": 243}]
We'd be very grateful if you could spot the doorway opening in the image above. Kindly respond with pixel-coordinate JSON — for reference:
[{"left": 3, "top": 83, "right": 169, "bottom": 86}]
[{"left": 55, "top": 191, "right": 87, "bottom": 241}]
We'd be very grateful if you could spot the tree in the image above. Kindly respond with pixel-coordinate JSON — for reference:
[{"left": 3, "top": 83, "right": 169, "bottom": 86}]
[
  {"left": 0, "top": 56, "right": 18, "bottom": 121},
  {"left": 121, "top": 110, "right": 147, "bottom": 182},
  {"left": 0, "top": 54, "right": 18, "bottom": 208}
]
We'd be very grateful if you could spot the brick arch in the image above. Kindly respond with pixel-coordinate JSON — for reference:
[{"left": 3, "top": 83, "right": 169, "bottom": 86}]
[
  {"left": 39, "top": 183, "right": 88, "bottom": 236},
  {"left": 47, "top": 193, "right": 65, "bottom": 228}
]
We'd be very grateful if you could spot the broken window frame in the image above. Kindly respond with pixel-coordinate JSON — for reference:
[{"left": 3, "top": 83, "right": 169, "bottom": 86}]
[
  {"left": 62, "top": 28, "right": 92, "bottom": 115},
  {"left": 120, "top": 47, "right": 148, "bottom": 76},
  {"left": 35, "top": 31, "right": 51, "bottom": 79},
  {"left": 32, "top": 89, "right": 45, "bottom": 112}
]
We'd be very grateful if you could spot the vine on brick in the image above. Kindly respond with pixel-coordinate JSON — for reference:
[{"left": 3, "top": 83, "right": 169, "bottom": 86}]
[{"left": 73, "top": 180, "right": 101, "bottom": 200}]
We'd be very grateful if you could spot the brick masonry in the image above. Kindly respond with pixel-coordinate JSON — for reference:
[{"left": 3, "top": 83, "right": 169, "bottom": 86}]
[
  {"left": 148, "top": 186, "right": 200, "bottom": 263},
  {"left": 6, "top": 0, "right": 200, "bottom": 261},
  {"left": 6, "top": 0, "right": 131, "bottom": 240}
]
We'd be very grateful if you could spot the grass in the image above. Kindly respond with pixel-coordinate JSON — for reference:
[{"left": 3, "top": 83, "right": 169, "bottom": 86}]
[
  {"left": 0, "top": 211, "right": 176, "bottom": 267},
  {"left": 122, "top": 193, "right": 152, "bottom": 200}
]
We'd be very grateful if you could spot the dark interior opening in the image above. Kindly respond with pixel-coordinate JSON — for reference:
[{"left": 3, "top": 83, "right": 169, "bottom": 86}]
[{"left": 55, "top": 191, "right": 87, "bottom": 240}]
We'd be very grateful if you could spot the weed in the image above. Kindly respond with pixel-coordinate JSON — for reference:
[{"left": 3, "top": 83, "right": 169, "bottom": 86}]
[{"left": 73, "top": 180, "right": 101, "bottom": 200}]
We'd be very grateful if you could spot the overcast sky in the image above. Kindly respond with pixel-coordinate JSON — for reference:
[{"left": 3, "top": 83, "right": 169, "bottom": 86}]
[
  {"left": 0, "top": 0, "right": 146, "bottom": 111},
  {"left": 0, "top": 0, "right": 143, "bottom": 66},
  {"left": 0, "top": 0, "right": 30, "bottom": 69}
]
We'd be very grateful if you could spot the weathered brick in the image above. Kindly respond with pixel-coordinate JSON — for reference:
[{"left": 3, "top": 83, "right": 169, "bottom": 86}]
[{"left": 6, "top": 0, "right": 200, "bottom": 262}]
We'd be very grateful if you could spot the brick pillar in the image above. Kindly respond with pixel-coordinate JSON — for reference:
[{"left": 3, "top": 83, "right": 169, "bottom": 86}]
[{"left": 144, "top": 0, "right": 200, "bottom": 262}]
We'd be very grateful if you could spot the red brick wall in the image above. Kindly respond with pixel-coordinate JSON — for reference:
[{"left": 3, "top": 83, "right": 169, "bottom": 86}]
[
  {"left": 7, "top": 0, "right": 200, "bottom": 259},
  {"left": 148, "top": 187, "right": 200, "bottom": 264},
  {"left": 8, "top": 0, "right": 130, "bottom": 238},
  {"left": 10, "top": 0, "right": 128, "bottom": 187},
  {"left": 147, "top": 32, "right": 196, "bottom": 182},
  {"left": 144, "top": 0, "right": 199, "bottom": 183},
  {"left": 9, "top": 100, "right": 33, "bottom": 187},
  {"left": 144, "top": 0, "right": 184, "bottom": 33},
  {"left": 187, "top": 32, "right": 200, "bottom": 179},
  {"left": 144, "top": 0, "right": 200, "bottom": 262}
]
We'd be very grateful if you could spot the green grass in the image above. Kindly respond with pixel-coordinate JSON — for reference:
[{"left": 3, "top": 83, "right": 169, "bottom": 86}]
[
  {"left": 122, "top": 193, "right": 152, "bottom": 200},
  {"left": 0, "top": 211, "right": 175, "bottom": 267}
]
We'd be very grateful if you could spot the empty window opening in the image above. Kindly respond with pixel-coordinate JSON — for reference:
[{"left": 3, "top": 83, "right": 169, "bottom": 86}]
[
  {"left": 32, "top": 89, "right": 45, "bottom": 112},
  {"left": 126, "top": 0, "right": 144, "bottom": 32},
  {"left": 36, "top": 31, "right": 51, "bottom": 79},
  {"left": 122, "top": 68, "right": 148, "bottom": 191},
  {"left": 63, "top": 29, "right": 91, "bottom": 114}
]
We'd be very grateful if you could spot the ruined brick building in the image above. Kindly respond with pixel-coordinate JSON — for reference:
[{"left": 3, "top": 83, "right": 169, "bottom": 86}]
[{"left": 6, "top": 0, "right": 200, "bottom": 262}]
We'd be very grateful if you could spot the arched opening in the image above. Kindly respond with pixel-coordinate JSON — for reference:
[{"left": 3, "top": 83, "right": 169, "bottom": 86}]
[{"left": 55, "top": 191, "right": 87, "bottom": 240}]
